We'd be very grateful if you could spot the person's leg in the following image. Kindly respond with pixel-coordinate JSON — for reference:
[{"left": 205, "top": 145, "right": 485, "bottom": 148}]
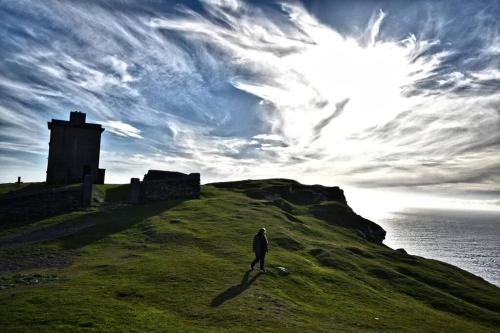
[
  {"left": 259, "top": 254, "right": 266, "bottom": 271},
  {"left": 251, "top": 256, "right": 259, "bottom": 270}
]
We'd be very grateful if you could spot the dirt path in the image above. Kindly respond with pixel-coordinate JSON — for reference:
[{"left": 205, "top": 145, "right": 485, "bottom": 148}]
[{"left": 0, "top": 219, "right": 95, "bottom": 249}]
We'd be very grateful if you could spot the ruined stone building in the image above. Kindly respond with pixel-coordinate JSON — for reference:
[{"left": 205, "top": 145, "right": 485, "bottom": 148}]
[
  {"left": 129, "top": 170, "right": 200, "bottom": 204},
  {"left": 46, "top": 111, "right": 105, "bottom": 184}
]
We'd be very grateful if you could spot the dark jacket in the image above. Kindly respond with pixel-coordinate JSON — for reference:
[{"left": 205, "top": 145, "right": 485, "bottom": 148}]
[{"left": 253, "top": 232, "right": 268, "bottom": 257}]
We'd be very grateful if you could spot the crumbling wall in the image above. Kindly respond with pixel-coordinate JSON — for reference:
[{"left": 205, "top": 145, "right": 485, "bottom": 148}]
[
  {"left": 0, "top": 187, "right": 83, "bottom": 224},
  {"left": 0, "top": 176, "right": 93, "bottom": 224},
  {"left": 130, "top": 172, "right": 200, "bottom": 204}
]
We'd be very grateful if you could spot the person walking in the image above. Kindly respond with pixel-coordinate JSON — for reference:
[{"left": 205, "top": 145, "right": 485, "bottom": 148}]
[{"left": 250, "top": 227, "right": 268, "bottom": 272}]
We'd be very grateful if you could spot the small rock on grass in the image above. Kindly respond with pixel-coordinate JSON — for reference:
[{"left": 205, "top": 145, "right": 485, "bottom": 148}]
[{"left": 275, "top": 266, "right": 290, "bottom": 276}]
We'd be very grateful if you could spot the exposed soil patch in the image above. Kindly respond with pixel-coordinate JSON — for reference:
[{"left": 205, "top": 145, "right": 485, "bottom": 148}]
[
  {"left": 115, "top": 290, "right": 144, "bottom": 298},
  {"left": 0, "top": 273, "right": 65, "bottom": 289},
  {"left": 0, "top": 246, "right": 77, "bottom": 272}
]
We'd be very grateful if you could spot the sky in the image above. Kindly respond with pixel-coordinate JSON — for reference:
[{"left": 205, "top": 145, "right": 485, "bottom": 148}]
[{"left": 0, "top": 0, "right": 499, "bottom": 217}]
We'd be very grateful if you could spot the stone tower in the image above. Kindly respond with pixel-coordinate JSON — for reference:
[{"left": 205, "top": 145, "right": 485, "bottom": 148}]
[{"left": 46, "top": 111, "right": 105, "bottom": 184}]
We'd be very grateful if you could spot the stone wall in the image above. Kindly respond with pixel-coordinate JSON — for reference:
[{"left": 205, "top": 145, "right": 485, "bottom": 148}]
[
  {"left": 0, "top": 179, "right": 92, "bottom": 224},
  {"left": 130, "top": 172, "right": 200, "bottom": 204}
]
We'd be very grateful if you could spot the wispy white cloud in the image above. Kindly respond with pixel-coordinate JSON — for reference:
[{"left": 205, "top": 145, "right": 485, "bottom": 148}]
[
  {"left": 368, "top": 9, "right": 386, "bottom": 46},
  {"left": 0, "top": 0, "right": 498, "bottom": 212},
  {"left": 103, "top": 121, "right": 143, "bottom": 139}
]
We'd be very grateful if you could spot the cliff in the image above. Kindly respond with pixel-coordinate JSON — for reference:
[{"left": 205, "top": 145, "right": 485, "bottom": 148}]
[{"left": 211, "top": 178, "right": 386, "bottom": 243}]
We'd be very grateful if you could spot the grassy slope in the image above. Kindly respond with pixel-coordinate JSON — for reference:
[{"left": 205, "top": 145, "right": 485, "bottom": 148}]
[{"left": 0, "top": 179, "right": 499, "bottom": 332}]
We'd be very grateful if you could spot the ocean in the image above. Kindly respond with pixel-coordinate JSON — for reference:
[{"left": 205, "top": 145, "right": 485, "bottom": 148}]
[{"left": 375, "top": 209, "right": 500, "bottom": 287}]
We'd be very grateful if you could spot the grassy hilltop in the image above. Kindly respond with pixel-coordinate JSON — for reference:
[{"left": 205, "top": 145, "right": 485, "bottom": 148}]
[{"left": 0, "top": 179, "right": 499, "bottom": 332}]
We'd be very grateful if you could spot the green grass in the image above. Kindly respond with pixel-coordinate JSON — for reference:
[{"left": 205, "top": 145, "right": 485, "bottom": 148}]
[
  {"left": 0, "top": 179, "right": 499, "bottom": 332},
  {"left": 95, "top": 184, "right": 130, "bottom": 203}
]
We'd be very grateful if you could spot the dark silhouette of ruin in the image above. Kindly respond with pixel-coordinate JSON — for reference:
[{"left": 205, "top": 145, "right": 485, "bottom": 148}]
[
  {"left": 129, "top": 170, "right": 200, "bottom": 204},
  {"left": 46, "top": 111, "right": 105, "bottom": 184},
  {"left": 0, "top": 112, "right": 202, "bottom": 223}
]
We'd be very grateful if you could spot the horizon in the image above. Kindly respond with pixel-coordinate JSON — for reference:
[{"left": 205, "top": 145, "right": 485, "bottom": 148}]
[{"left": 1, "top": 0, "right": 499, "bottom": 215}]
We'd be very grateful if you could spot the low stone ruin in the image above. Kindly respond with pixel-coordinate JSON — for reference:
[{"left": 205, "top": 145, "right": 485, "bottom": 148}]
[
  {"left": 0, "top": 169, "right": 200, "bottom": 224},
  {"left": 129, "top": 170, "right": 200, "bottom": 204},
  {"left": 0, "top": 175, "right": 94, "bottom": 224}
]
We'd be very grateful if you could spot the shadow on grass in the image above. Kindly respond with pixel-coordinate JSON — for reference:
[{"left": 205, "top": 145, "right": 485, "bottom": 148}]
[
  {"left": 104, "top": 184, "right": 130, "bottom": 203},
  {"left": 0, "top": 220, "right": 41, "bottom": 234},
  {"left": 58, "top": 200, "right": 185, "bottom": 249},
  {"left": 211, "top": 270, "right": 262, "bottom": 307}
]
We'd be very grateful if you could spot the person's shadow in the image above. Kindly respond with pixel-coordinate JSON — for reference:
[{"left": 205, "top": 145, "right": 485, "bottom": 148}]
[{"left": 210, "top": 270, "right": 262, "bottom": 307}]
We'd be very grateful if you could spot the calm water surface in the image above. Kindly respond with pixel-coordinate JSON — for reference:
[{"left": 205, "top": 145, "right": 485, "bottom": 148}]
[{"left": 376, "top": 209, "right": 500, "bottom": 287}]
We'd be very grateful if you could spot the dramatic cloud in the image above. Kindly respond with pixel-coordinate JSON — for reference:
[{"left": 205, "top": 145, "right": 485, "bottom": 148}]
[
  {"left": 103, "top": 121, "right": 143, "bottom": 139},
  {"left": 0, "top": 0, "right": 498, "bottom": 213}
]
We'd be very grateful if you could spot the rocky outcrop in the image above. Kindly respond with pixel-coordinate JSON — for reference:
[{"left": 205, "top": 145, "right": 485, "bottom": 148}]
[
  {"left": 210, "top": 178, "right": 386, "bottom": 244},
  {"left": 210, "top": 178, "right": 347, "bottom": 205},
  {"left": 310, "top": 203, "right": 386, "bottom": 244}
]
